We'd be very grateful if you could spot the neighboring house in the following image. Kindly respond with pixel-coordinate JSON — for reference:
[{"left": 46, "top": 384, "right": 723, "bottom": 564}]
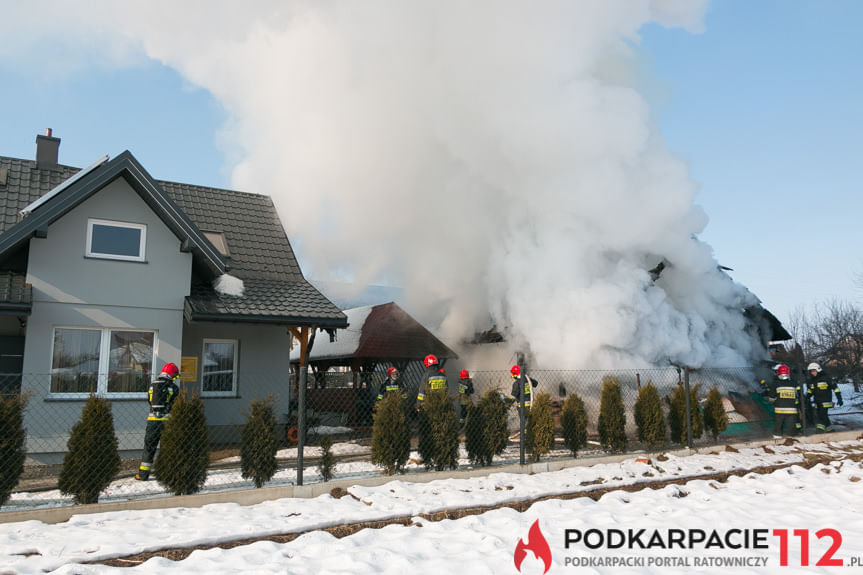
[{"left": 0, "top": 131, "right": 347, "bottom": 463}]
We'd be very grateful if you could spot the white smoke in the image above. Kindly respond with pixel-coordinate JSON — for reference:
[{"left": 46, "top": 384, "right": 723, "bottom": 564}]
[{"left": 4, "top": 1, "right": 769, "bottom": 368}]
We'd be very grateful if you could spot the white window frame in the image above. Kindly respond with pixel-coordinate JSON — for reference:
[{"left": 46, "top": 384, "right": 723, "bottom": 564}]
[
  {"left": 201, "top": 338, "right": 238, "bottom": 397},
  {"left": 49, "top": 326, "right": 158, "bottom": 399},
  {"left": 86, "top": 218, "right": 147, "bottom": 262}
]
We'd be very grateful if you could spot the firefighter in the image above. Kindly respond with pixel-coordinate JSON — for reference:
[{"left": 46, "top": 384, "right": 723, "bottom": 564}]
[
  {"left": 136, "top": 363, "right": 181, "bottom": 480},
  {"left": 510, "top": 365, "right": 538, "bottom": 410},
  {"left": 758, "top": 364, "right": 779, "bottom": 398},
  {"left": 457, "top": 369, "right": 475, "bottom": 424},
  {"left": 770, "top": 363, "right": 802, "bottom": 438},
  {"left": 417, "top": 354, "right": 449, "bottom": 409},
  {"left": 376, "top": 366, "right": 405, "bottom": 402},
  {"left": 806, "top": 362, "right": 843, "bottom": 433}
]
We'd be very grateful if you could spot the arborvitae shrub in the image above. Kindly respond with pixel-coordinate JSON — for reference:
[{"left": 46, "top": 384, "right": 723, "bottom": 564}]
[
  {"left": 155, "top": 389, "right": 209, "bottom": 495},
  {"left": 526, "top": 393, "right": 554, "bottom": 461},
  {"left": 416, "top": 389, "right": 459, "bottom": 471},
  {"left": 597, "top": 378, "right": 627, "bottom": 452},
  {"left": 416, "top": 408, "right": 433, "bottom": 470},
  {"left": 465, "top": 390, "right": 510, "bottom": 466},
  {"left": 0, "top": 394, "right": 27, "bottom": 507},
  {"left": 58, "top": 394, "right": 120, "bottom": 504},
  {"left": 318, "top": 434, "right": 336, "bottom": 482},
  {"left": 634, "top": 383, "right": 666, "bottom": 449},
  {"left": 703, "top": 387, "right": 729, "bottom": 441},
  {"left": 560, "top": 392, "right": 588, "bottom": 457},
  {"left": 371, "top": 392, "right": 410, "bottom": 475},
  {"left": 668, "top": 383, "right": 704, "bottom": 445},
  {"left": 240, "top": 396, "right": 279, "bottom": 488},
  {"left": 464, "top": 402, "right": 484, "bottom": 465}
]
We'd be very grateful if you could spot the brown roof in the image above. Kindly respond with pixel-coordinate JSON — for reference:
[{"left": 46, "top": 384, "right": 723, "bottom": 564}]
[{"left": 294, "top": 302, "right": 458, "bottom": 363}]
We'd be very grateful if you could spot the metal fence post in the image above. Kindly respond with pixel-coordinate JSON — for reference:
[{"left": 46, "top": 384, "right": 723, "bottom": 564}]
[
  {"left": 684, "top": 366, "right": 692, "bottom": 448},
  {"left": 297, "top": 364, "right": 307, "bottom": 486},
  {"left": 798, "top": 363, "right": 807, "bottom": 435},
  {"left": 519, "top": 380, "right": 526, "bottom": 466}
]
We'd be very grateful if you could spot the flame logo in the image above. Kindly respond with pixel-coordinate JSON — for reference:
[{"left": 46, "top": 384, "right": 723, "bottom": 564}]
[{"left": 514, "top": 519, "right": 552, "bottom": 574}]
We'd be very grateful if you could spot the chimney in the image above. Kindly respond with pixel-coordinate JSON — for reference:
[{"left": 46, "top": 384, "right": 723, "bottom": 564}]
[{"left": 36, "top": 128, "right": 61, "bottom": 168}]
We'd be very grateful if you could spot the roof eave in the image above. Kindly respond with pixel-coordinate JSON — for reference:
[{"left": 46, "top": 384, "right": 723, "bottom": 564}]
[{"left": 184, "top": 309, "right": 348, "bottom": 329}]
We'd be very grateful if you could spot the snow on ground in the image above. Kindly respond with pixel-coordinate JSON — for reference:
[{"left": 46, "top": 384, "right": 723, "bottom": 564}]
[{"left": 2, "top": 438, "right": 863, "bottom": 574}]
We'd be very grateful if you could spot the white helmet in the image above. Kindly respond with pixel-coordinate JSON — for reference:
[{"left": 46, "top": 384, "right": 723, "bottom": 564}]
[{"left": 807, "top": 362, "right": 822, "bottom": 373}]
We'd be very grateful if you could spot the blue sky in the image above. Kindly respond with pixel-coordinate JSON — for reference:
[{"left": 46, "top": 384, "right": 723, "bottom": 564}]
[
  {"left": 0, "top": 1, "right": 860, "bottom": 326},
  {"left": 640, "top": 0, "right": 863, "bottom": 323}
]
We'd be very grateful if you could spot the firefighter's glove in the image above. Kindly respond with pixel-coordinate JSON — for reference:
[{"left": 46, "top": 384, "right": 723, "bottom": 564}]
[{"left": 838, "top": 397, "right": 844, "bottom": 407}]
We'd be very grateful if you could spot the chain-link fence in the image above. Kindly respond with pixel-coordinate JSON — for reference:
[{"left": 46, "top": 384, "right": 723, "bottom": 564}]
[{"left": 1, "top": 365, "right": 857, "bottom": 512}]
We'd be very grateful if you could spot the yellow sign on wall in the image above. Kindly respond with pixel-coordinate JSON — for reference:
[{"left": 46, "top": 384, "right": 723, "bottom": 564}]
[{"left": 181, "top": 356, "right": 199, "bottom": 382}]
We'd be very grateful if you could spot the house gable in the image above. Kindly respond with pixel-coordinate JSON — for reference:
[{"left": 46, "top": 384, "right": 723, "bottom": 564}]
[
  {"left": 27, "top": 176, "right": 193, "bottom": 310},
  {"left": 0, "top": 151, "right": 226, "bottom": 276}
]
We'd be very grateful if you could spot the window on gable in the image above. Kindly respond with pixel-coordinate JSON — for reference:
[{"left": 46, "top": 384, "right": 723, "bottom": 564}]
[
  {"left": 202, "top": 339, "right": 238, "bottom": 397},
  {"left": 50, "top": 327, "right": 156, "bottom": 396},
  {"left": 86, "top": 219, "right": 147, "bottom": 261},
  {"left": 202, "top": 231, "right": 230, "bottom": 257}
]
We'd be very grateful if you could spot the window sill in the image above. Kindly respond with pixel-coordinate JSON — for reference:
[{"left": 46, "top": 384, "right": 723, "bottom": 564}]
[
  {"left": 45, "top": 395, "right": 147, "bottom": 402},
  {"left": 201, "top": 394, "right": 241, "bottom": 399},
  {"left": 83, "top": 256, "right": 148, "bottom": 264}
]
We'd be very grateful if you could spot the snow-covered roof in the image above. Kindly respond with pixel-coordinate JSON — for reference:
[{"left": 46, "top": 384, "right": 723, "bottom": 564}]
[{"left": 290, "top": 302, "right": 458, "bottom": 364}]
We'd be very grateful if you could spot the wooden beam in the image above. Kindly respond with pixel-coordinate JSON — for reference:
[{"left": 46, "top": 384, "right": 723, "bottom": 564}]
[
  {"left": 300, "top": 327, "right": 309, "bottom": 367},
  {"left": 288, "top": 327, "right": 310, "bottom": 366}
]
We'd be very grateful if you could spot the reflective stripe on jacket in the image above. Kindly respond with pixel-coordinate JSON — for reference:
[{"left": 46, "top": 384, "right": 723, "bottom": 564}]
[
  {"left": 147, "top": 376, "right": 179, "bottom": 421},
  {"left": 377, "top": 378, "right": 405, "bottom": 401},
  {"left": 771, "top": 378, "right": 801, "bottom": 415},
  {"left": 807, "top": 377, "right": 840, "bottom": 408},
  {"left": 511, "top": 374, "right": 537, "bottom": 408},
  {"left": 417, "top": 366, "right": 448, "bottom": 403}
]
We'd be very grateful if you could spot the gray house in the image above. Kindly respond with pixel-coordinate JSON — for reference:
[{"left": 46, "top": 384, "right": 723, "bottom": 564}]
[{"left": 0, "top": 132, "right": 347, "bottom": 462}]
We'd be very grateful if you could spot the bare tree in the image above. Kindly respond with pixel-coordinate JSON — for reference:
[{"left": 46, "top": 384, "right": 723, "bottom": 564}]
[
  {"left": 807, "top": 299, "right": 863, "bottom": 383},
  {"left": 783, "top": 305, "right": 815, "bottom": 363}
]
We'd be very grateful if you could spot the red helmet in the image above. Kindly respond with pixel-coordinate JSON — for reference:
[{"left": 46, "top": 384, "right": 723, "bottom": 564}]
[
  {"left": 510, "top": 365, "right": 521, "bottom": 377},
  {"left": 776, "top": 364, "right": 791, "bottom": 378},
  {"left": 459, "top": 369, "right": 469, "bottom": 379},
  {"left": 424, "top": 354, "right": 438, "bottom": 367},
  {"left": 161, "top": 362, "right": 180, "bottom": 379},
  {"left": 387, "top": 367, "right": 398, "bottom": 378}
]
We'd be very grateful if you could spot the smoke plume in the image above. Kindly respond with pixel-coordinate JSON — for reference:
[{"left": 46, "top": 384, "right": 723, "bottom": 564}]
[{"left": 4, "top": 1, "right": 770, "bottom": 368}]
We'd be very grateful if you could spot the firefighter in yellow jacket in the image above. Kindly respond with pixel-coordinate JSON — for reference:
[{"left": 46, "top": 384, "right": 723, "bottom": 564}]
[
  {"left": 457, "top": 369, "right": 475, "bottom": 424},
  {"left": 510, "top": 365, "right": 538, "bottom": 409},
  {"left": 376, "top": 367, "right": 406, "bottom": 402},
  {"left": 136, "top": 363, "right": 180, "bottom": 480},
  {"left": 416, "top": 354, "right": 449, "bottom": 409},
  {"left": 770, "top": 363, "right": 802, "bottom": 438},
  {"left": 806, "top": 362, "right": 843, "bottom": 432}
]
